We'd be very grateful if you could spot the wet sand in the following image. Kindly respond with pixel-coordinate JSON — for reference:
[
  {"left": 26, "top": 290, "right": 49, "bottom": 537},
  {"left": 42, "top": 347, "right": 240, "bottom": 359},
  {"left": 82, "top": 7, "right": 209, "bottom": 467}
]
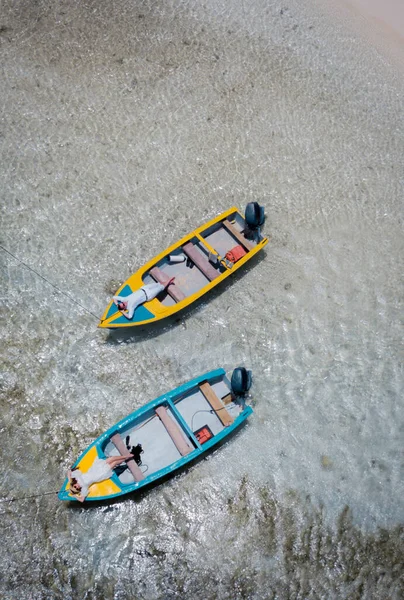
[{"left": 319, "top": 0, "right": 404, "bottom": 71}]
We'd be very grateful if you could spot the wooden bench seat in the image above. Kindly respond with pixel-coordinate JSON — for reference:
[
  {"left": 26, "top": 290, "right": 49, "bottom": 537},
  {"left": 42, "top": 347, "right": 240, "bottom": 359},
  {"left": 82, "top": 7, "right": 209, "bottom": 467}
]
[
  {"left": 149, "top": 266, "right": 186, "bottom": 303},
  {"left": 222, "top": 219, "right": 254, "bottom": 251},
  {"left": 199, "top": 382, "right": 234, "bottom": 427},
  {"left": 155, "top": 406, "right": 193, "bottom": 456},
  {"left": 182, "top": 242, "right": 220, "bottom": 281},
  {"left": 110, "top": 433, "right": 145, "bottom": 481}
]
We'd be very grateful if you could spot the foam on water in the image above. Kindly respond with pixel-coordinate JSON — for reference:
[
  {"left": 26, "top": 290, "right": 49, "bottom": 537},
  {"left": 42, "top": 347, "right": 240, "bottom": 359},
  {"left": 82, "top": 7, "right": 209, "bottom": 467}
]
[{"left": 1, "top": 0, "right": 403, "bottom": 597}]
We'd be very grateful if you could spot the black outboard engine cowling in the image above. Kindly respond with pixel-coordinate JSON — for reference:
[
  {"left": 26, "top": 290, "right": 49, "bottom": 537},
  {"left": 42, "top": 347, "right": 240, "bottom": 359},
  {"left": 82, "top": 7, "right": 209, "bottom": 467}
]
[
  {"left": 245, "top": 202, "right": 265, "bottom": 230},
  {"left": 231, "top": 367, "right": 252, "bottom": 396}
]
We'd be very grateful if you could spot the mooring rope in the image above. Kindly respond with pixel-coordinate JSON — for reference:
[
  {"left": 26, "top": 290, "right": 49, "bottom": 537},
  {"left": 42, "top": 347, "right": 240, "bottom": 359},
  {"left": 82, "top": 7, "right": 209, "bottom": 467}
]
[
  {"left": 0, "top": 247, "right": 117, "bottom": 504},
  {"left": 0, "top": 490, "right": 59, "bottom": 503},
  {"left": 0, "top": 244, "right": 100, "bottom": 321},
  {"left": 190, "top": 403, "right": 236, "bottom": 432}
]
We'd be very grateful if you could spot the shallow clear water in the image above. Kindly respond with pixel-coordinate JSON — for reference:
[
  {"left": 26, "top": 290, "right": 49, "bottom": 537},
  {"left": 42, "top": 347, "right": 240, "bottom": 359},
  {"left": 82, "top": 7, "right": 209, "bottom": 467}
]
[{"left": 1, "top": 0, "right": 403, "bottom": 598}]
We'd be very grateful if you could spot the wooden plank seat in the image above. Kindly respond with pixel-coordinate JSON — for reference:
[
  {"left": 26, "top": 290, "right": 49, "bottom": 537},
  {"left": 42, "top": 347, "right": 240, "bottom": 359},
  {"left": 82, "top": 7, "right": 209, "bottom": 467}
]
[
  {"left": 182, "top": 242, "right": 220, "bottom": 281},
  {"left": 222, "top": 393, "right": 233, "bottom": 405},
  {"left": 149, "top": 266, "right": 186, "bottom": 303},
  {"left": 110, "top": 433, "right": 145, "bottom": 481},
  {"left": 155, "top": 406, "right": 193, "bottom": 456},
  {"left": 222, "top": 219, "right": 254, "bottom": 251},
  {"left": 199, "top": 382, "right": 234, "bottom": 426}
]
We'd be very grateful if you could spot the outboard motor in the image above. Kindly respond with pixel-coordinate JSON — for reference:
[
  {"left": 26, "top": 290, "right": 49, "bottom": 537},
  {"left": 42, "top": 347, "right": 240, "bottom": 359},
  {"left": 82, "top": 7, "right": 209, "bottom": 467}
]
[
  {"left": 245, "top": 202, "right": 265, "bottom": 230},
  {"left": 231, "top": 367, "right": 252, "bottom": 397}
]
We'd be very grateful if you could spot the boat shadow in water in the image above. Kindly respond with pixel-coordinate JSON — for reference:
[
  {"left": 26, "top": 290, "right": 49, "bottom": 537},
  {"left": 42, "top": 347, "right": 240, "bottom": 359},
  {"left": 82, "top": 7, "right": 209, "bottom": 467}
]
[
  {"left": 66, "top": 418, "right": 249, "bottom": 510},
  {"left": 103, "top": 250, "right": 267, "bottom": 346}
]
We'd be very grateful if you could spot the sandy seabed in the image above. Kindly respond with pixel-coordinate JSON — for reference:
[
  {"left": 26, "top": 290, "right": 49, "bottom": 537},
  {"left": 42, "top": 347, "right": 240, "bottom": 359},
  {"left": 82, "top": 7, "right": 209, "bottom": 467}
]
[
  {"left": 0, "top": 0, "right": 403, "bottom": 598},
  {"left": 318, "top": 0, "right": 404, "bottom": 72}
]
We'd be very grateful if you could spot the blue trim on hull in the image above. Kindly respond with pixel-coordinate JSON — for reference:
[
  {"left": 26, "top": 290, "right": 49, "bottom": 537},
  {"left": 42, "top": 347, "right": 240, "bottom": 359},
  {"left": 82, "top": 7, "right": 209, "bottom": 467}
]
[
  {"left": 58, "top": 369, "right": 252, "bottom": 503},
  {"left": 166, "top": 397, "right": 201, "bottom": 450},
  {"left": 111, "top": 305, "right": 155, "bottom": 324}
]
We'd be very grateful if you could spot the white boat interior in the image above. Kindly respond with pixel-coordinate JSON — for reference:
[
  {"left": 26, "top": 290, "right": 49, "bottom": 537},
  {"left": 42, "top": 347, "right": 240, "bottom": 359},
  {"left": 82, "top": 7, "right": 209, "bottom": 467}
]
[
  {"left": 142, "top": 211, "right": 263, "bottom": 305},
  {"left": 103, "top": 377, "right": 244, "bottom": 486}
]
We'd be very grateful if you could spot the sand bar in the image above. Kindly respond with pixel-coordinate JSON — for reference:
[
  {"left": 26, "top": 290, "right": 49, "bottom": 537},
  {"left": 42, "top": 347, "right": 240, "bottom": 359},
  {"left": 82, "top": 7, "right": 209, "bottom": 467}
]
[{"left": 318, "top": 0, "right": 404, "bottom": 71}]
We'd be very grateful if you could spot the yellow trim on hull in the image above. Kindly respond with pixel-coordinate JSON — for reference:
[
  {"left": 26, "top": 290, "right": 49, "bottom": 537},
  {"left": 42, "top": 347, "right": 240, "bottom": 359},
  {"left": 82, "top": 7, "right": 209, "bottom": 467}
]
[
  {"left": 195, "top": 233, "right": 230, "bottom": 269},
  {"left": 65, "top": 445, "right": 122, "bottom": 499},
  {"left": 99, "top": 207, "right": 268, "bottom": 329}
]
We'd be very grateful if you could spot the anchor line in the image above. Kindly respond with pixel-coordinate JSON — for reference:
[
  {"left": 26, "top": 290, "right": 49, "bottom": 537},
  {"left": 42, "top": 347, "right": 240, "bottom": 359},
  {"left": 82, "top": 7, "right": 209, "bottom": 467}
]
[
  {"left": 0, "top": 490, "right": 59, "bottom": 503},
  {"left": 0, "top": 244, "right": 100, "bottom": 321}
]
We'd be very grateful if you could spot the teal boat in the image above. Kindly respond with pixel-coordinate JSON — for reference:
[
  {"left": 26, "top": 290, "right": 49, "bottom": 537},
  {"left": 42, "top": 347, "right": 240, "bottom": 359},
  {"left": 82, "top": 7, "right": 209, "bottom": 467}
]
[{"left": 58, "top": 368, "right": 253, "bottom": 503}]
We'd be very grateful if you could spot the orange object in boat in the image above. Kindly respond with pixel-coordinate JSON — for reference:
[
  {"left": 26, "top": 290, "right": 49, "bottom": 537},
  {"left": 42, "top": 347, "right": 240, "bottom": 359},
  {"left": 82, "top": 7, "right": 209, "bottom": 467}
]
[
  {"left": 194, "top": 425, "right": 214, "bottom": 444},
  {"left": 225, "top": 245, "right": 247, "bottom": 263}
]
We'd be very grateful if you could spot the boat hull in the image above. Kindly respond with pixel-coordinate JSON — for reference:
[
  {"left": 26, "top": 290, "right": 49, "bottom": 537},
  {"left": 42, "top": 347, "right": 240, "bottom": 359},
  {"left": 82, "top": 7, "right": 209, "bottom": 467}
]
[
  {"left": 99, "top": 207, "right": 268, "bottom": 328},
  {"left": 58, "top": 369, "right": 253, "bottom": 503}
]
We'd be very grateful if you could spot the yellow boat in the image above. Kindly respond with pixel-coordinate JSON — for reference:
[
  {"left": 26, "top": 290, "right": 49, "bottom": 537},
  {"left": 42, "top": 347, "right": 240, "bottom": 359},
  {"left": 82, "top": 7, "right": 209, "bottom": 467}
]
[{"left": 99, "top": 204, "right": 268, "bottom": 329}]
